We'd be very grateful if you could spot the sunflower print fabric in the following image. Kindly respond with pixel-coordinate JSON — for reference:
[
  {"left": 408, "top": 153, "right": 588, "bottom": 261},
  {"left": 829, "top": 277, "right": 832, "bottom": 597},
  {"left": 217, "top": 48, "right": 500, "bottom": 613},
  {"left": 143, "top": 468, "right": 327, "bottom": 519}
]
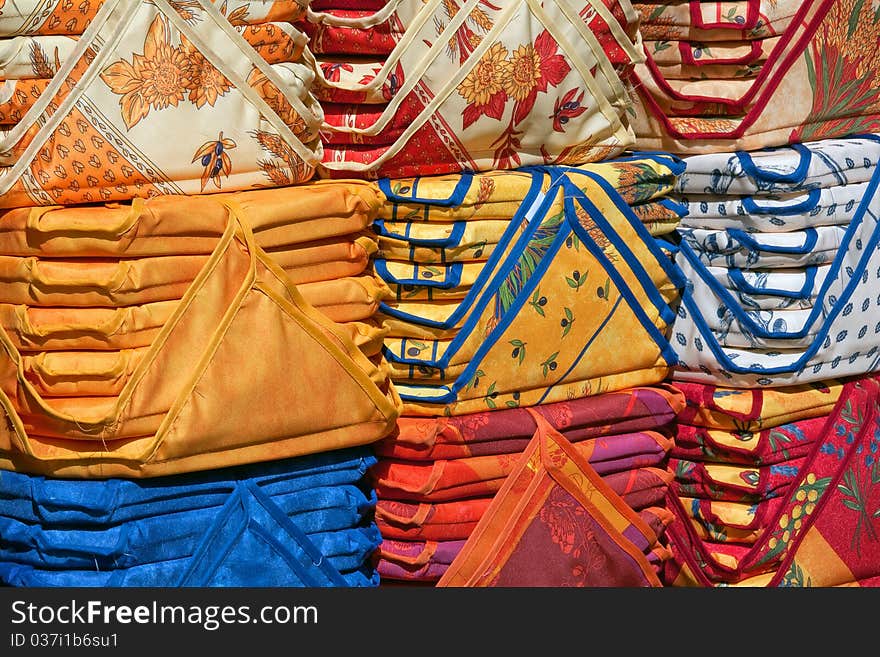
[
  {"left": 301, "top": 0, "right": 644, "bottom": 178},
  {"left": 0, "top": 0, "right": 322, "bottom": 209}
]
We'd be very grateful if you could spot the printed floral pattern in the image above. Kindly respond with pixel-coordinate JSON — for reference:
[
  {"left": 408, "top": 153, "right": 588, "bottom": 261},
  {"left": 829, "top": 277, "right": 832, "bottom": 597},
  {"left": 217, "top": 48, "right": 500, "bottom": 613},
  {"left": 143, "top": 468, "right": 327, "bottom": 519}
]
[
  {"left": 100, "top": 16, "right": 197, "bottom": 129},
  {"left": 182, "top": 34, "right": 233, "bottom": 109},
  {"left": 458, "top": 42, "right": 509, "bottom": 129},
  {"left": 667, "top": 380, "right": 880, "bottom": 586},
  {"left": 632, "top": 0, "right": 880, "bottom": 150},
  {"left": 456, "top": 30, "right": 574, "bottom": 168},
  {"left": 540, "top": 492, "right": 609, "bottom": 586}
]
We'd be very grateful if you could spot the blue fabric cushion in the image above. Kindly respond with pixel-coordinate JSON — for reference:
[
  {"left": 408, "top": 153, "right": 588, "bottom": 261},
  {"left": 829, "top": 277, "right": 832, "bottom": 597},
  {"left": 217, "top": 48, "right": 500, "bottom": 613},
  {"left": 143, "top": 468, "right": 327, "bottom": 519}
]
[{"left": 0, "top": 448, "right": 376, "bottom": 526}]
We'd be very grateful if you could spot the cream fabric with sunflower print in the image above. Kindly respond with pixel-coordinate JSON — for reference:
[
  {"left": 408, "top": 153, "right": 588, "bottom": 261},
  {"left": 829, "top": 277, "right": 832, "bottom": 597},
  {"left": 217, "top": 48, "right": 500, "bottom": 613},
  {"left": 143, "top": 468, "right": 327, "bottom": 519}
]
[
  {"left": 309, "top": 0, "right": 643, "bottom": 177},
  {"left": 0, "top": 0, "right": 322, "bottom": 208}
]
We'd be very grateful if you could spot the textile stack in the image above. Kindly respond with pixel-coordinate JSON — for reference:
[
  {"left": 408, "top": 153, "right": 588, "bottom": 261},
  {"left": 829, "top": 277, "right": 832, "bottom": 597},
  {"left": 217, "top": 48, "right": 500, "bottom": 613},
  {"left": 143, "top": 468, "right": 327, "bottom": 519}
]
[
  {"left": 661, "top": 378, "right": 880, "bottom": 587},
  {"left": 0, "top": 0, "right": 400, "bottom": 587},
  {"left": 656, "top": 137, "right": 880, "bottom": 586},
  {"left": 3, "top": 0, "right": 880, "bottom": 592},
  {"left": 300, "top": 0, "right": 643, "bottom": 178},
  {"left": 631, "top": 0, "right": 880, "bottom": 587},
  {"left": 369, "top": 156, "right": 688, "bottom": 585}
]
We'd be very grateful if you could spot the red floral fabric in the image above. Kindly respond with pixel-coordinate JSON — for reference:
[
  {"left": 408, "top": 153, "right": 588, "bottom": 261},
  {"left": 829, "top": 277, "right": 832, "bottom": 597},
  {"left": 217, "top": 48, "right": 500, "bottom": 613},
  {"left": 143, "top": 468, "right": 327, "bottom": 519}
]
[
  {"left": 437, "top": 409, "right": 671, "bottom": 587},
  {"left": 665, "top": 375, "right": 880, "bottom": 586}
]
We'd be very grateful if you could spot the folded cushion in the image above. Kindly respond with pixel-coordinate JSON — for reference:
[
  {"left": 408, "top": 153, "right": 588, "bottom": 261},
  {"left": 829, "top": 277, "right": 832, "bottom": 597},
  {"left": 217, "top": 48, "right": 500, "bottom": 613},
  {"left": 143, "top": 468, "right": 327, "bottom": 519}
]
[
  {"left": 0, "top": 201, "right": 400, "bottom": 478},
  {"left": 678, "top": 225, "right": 848, "bottom": 269},
  {"left": 674, "top": 136, "right": 880, "bottom": 196},
  {"left": 701, "top": 264, "right": 831, "bottom": 312},
  {"left": 635, "top": 0, "right": 800, "bottom": 41},
  {"left": 645, "top": 36, "right": 781, "bottom": 80},
  {"left": 0, "top": 523, "right": 382, "bottom": 587},
  {"left": 664, "top": 375, "right": 880, "bottom": 586},
  {"left": 374, "top": 430, "right": 673, "bottom": 501},
  {"left": 676, "top": 494, "right": 786, "bottom": 544},
  {"left": 676, "top": 182, "right": 870, "bottom": 233},
  {"left": 376, "top": 497, "right": 490, "bottom": 541},
  {"left": 671, "top": 456, "right": 806, "bottom": 502},
  {"left": 310, "top": 0, "right": 643, "bottom": 177},
  {"left": 0, "top": 23, "right": 307, "bottom": 91},
  {"left": 437, "top": 408, "right": 670, "bottom": 586},
  {"left": 667, "top": 160, "right": 880, "bottom": 386},
  {"left": 266, "top": 234, "right": 377, "bottom": 285},
  {"left": 0, "top": 182, "right": 381, "bottom": 258},
  {"left": 0, "top": 486, "right": 376, "bottom": 570},
  {"left": 0, "top": 0, "right": 322, "bottom": 208},
  {"left": 295, "top": 275, "right": 391, "bottom": 323},
  {"left": 0, "top": 1, "right": 310, "bottom": 36},
  {"left": 0, "top": 447, "right": 376, "bottom": 525},
  {"left": 380, "top": 505, "right": 674, "bottom": 581},
  {"left": 378, "top": 166, "right": 684, "bottom": 415}
]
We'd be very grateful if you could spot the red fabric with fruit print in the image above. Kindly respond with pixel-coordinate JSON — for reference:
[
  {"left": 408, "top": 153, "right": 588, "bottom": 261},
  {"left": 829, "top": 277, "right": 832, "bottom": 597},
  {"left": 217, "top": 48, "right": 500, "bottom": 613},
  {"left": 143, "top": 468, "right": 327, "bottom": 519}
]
[{"left": 664, "top": 375, "right": 880, "bottom": 586}]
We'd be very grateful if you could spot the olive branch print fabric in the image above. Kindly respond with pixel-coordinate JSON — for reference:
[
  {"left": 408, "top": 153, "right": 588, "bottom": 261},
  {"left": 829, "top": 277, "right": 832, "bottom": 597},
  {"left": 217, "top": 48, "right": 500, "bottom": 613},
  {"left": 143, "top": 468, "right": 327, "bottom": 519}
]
[
  {"left": 371, "top": 154, "right": 686, "bottom": 416},
  {"left": 665, "top": 135, "right": 880, "bottom": 387}
]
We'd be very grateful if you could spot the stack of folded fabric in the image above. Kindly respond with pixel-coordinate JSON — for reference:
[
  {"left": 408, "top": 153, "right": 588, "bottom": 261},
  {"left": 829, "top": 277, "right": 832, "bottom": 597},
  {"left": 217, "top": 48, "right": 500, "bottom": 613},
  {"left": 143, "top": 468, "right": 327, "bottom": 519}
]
[
  {"left": 0, "top": 1, "right": 403, "bottom": 588},
  {"left": 666, "top": 134, "right": 880, "bottom": 388},
  {"left": 300, "top": 0, "right": 645, "bottom": 179},
  {"left": 630, "top": 0, "right": 880, "bottom": 153},
  {"left": 0, "top": 0, "right": 323, "bottom": 208},
  {"left": 0, "top": 448, "right": 382, "bottom": 587},
  {"left": 0, "top": 184, "right": 402, "bottom": 587},
  {"left": 367, "top": 152, "right": 690, "bottom": 585},
  {"left": 376, "top": 385, "right": 684, "bottom": 585},
  {"left": 660, "top": 134, "right": 880, "bottom": 586},
  {"left": 662, "top": 377, "right": 880, "bottom": 587}
]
